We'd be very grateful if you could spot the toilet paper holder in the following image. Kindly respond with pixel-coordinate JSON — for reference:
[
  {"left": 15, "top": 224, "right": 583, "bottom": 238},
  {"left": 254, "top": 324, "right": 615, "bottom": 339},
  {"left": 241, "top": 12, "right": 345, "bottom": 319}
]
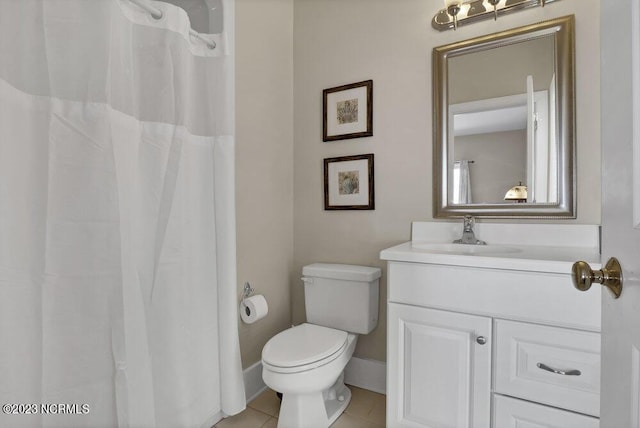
[{"left": 242, "top": 282, "right": 254, "bottom": 303}]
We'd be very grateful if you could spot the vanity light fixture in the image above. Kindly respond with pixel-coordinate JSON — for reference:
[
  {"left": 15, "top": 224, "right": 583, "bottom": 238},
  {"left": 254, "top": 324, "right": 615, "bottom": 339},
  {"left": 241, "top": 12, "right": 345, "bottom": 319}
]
[
  {"left": 487, "top": 0, "right": 500, "bottom": 20},
  {"left": 433, "top": 0, "right": 558, "bottom": 31},
  {"left": 444, "top": 0, "right": 462, "bottom": 30},
  {"left": 466, "top": 0, "right": 487, "bottom": 17},
  {"left": 504, "top": 182, "right": 528, "bottom": 203}
]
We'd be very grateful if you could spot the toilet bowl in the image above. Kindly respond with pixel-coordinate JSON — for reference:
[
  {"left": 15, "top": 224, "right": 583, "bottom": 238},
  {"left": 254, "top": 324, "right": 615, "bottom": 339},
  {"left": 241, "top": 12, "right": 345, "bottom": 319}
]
[
  {"left": 260, "top": 263, "right": 381, "bottom": 428},
  {"left": 262, "top": 323, "right": 358, "bottom": 428}
]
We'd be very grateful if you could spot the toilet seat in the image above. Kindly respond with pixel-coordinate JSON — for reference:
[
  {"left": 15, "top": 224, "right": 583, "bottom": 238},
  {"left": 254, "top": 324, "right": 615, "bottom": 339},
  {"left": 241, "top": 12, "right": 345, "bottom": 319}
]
[{"left": 262, "top": 323, "right": 348, "bottom": 374}]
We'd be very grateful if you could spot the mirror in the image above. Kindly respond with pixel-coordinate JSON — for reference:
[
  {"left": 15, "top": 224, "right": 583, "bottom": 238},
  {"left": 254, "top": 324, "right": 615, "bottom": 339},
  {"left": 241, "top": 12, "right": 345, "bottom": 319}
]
[{"left": 433, "top": 15, "right": 575, "bottom": 218}]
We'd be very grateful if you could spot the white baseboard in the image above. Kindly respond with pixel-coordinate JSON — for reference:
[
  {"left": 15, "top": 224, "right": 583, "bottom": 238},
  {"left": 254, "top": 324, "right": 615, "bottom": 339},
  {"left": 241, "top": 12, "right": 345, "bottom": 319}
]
[
  {"left": 344, "top": 357, "right": 387, "bottom": 395},
  {"left": 243, "top": 356, "right": 387, "bottom": 402},
  {"left": 243, "top": 360, "right": 267, "bottom": 403}
]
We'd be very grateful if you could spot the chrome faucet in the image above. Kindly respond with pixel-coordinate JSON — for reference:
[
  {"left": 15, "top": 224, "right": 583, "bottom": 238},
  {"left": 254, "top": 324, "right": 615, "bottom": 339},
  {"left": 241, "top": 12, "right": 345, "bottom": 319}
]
[{"left": 453, "top": 215, "right": 486, "bottom": 245}]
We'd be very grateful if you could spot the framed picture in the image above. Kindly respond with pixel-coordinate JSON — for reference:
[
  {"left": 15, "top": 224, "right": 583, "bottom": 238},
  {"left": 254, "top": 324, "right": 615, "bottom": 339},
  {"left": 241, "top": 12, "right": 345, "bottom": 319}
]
[
  {"left": 324, "top": 154, "right": 375, "bottom": 210},
  {"left": 323, "top": 80, "right": 373, "bottom": 141}
]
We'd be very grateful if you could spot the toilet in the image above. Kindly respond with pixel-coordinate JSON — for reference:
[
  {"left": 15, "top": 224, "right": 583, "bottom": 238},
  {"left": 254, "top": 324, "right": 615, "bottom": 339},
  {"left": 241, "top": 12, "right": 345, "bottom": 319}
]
[{"left": 261, "top": 263, "right": 381, "bottom": 428}]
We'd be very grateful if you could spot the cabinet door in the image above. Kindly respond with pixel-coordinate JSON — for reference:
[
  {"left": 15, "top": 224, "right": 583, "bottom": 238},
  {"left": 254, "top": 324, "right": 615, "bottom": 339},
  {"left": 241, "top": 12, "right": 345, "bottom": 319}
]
[{"left": 387, "top": 303, "right": 491, "bottom": 428}]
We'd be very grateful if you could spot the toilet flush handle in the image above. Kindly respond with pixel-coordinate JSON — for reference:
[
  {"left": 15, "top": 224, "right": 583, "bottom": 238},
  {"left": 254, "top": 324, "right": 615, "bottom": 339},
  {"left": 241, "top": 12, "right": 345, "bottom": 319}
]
[{"left": 301, "top": 277, "right": 314, "bottom": 285}]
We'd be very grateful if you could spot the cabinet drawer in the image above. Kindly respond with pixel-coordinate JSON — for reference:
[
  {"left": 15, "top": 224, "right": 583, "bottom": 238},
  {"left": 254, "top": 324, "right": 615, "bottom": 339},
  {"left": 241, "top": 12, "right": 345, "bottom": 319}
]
[
  {"left": 493, "top": 394, "right": 599, "bottom": 428},
  {"left": 494, "top": 319, "right": 600, "bottom": 417}
]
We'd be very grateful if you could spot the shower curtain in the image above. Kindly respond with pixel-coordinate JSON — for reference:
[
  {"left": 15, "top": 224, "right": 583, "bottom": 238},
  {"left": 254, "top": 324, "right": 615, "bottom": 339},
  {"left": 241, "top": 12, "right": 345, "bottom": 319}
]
[
  {"left": 0, "top": 1, "right": 245, "bottom": 427},
  {"left": 452, "top": 160, "right": 473, "bottom": 204}
]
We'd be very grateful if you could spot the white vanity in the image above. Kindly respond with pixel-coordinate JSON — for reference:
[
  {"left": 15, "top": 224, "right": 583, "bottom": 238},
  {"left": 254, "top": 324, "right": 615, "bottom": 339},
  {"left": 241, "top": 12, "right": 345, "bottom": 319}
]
[{"left": 380, "top": 222, "right": 602, "bottom": 428}]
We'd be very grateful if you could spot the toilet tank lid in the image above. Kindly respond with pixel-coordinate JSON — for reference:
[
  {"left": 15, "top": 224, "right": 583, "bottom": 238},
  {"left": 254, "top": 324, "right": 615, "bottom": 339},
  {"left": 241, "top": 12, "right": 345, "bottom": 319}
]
[{"left": 302, "top": 263, "right": 381, "bottom": 282}]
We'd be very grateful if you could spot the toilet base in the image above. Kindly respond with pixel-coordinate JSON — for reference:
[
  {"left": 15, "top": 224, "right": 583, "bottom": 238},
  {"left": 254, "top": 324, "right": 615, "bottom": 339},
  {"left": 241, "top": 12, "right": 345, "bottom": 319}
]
[{"left": 277, "top": 374, "right": 352, "bottom": 428}]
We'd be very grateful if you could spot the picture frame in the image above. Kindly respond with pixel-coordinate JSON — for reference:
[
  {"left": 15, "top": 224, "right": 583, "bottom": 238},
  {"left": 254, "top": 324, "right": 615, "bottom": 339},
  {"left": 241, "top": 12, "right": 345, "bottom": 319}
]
[
  {"left": 323, "top": 80, "right": 373, "bottom": 141},
  {"left": 324, "top": 154, "right": 375, "bottom": 210}
]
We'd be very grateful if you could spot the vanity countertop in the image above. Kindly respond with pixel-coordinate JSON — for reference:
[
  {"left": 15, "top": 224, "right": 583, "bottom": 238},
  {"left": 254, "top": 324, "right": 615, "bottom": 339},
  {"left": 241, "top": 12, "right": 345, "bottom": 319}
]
[
  {"left": 380, "top": 241, "right": 601, "bottom": 274},
  {"left": 380, "top": 222, "right": 602, "bottom": 274}
]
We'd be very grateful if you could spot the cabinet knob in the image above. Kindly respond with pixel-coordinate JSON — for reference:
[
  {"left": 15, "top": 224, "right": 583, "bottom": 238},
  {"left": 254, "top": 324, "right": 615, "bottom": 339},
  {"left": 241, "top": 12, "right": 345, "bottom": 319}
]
[{"left": 476, "top": 336, "right": 487, "bottom": 345}]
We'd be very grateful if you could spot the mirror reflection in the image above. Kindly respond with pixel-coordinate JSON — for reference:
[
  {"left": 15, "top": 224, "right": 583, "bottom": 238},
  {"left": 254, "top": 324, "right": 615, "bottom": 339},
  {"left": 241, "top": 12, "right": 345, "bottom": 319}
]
[
  {"left": 449, "top": 36, "right": 555, "bottom": 205},
  {"left": 433, "top": 16, "right": 575, "bottom": 217}
]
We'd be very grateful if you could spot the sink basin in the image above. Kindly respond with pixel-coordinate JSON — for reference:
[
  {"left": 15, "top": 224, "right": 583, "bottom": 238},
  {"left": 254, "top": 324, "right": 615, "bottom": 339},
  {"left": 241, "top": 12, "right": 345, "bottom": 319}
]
[{"left": 411, "top": 242, "right": 522, "bottom": 256}]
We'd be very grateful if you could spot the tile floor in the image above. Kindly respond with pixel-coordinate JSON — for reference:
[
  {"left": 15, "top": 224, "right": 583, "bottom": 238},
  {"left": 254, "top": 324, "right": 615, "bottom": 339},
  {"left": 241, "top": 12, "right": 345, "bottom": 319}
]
[{"left": 213, "top": 385, "right": 386, "bottom": 428}]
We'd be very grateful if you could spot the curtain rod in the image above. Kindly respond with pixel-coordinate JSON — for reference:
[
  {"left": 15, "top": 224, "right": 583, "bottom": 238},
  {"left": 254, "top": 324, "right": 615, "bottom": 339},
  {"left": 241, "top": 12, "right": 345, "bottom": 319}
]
[{"left": 129, "top": 0, "right": 217, "bottom": 50}]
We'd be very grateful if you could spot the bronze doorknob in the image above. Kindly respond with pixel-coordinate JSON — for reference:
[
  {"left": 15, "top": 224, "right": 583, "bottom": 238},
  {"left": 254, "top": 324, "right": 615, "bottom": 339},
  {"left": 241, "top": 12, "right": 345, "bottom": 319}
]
[{"left": 572, "top": 257, "right": 623, "bottom": 299}]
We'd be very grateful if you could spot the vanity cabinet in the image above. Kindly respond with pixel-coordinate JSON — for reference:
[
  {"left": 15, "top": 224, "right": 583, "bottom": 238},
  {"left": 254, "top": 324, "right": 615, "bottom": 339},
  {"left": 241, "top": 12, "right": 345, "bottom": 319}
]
[{"left": 384, "top": 260, "right": 601, "bottom": 428}]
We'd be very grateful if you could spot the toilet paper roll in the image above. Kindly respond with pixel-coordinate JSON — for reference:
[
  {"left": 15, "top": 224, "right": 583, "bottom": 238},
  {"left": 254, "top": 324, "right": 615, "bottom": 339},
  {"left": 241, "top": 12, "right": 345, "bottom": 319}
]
[{"left": 240, "top": 294, "right": 268, "bottom": 324}]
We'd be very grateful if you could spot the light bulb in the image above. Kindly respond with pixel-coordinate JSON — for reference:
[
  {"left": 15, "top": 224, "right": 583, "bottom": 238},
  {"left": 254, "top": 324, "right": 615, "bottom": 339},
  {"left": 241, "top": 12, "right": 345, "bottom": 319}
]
[{"left": 444, "top": 0, "right": 462, "bottom": 30}]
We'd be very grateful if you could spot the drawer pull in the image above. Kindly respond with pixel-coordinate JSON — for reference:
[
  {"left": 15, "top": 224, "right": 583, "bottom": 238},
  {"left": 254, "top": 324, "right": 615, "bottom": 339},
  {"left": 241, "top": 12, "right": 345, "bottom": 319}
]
[{"left": 536, "top": 362, "right": 581, "bottom": 376}]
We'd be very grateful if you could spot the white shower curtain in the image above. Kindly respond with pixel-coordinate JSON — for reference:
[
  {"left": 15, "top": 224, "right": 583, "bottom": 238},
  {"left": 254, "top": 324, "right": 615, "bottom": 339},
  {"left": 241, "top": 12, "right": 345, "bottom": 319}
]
[{"left": 0, "top": 1, "right": 245, "bottom": 427}]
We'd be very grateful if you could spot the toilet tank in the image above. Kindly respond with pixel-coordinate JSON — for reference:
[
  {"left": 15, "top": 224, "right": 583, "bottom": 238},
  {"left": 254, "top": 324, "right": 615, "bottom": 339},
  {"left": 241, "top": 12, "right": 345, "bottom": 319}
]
[{"left": 302, "top": 263, "right": 381, "bottom": 334}]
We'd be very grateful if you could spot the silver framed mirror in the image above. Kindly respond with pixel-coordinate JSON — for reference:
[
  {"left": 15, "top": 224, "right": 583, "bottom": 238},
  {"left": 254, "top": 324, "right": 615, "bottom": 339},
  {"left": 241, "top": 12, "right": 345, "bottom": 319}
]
[{"left": 433, "top": 15, "right": 575, "bottom": 218}]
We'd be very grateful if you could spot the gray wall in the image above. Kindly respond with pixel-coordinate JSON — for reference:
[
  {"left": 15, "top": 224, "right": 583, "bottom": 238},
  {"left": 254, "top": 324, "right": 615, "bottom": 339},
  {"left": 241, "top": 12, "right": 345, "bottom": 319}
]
[
  {"left": 449, "top": 36, "right": 555, "bottom": 104},
  {"left": 455, "top": 130, "right": 527, "bottom": 204},
  {"left": 236, "top": 0, "right": 294, "bottom": 368}
]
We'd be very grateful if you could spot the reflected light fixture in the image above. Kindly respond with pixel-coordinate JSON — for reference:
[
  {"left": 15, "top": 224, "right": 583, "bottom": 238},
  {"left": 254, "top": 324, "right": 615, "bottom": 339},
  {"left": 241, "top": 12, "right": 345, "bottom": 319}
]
[
  {"left": 504, "top": 182, "right": 528, "bottom": 203},
  {"left": 432, "top": 0, "right": 559, "bottom": 31}
]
